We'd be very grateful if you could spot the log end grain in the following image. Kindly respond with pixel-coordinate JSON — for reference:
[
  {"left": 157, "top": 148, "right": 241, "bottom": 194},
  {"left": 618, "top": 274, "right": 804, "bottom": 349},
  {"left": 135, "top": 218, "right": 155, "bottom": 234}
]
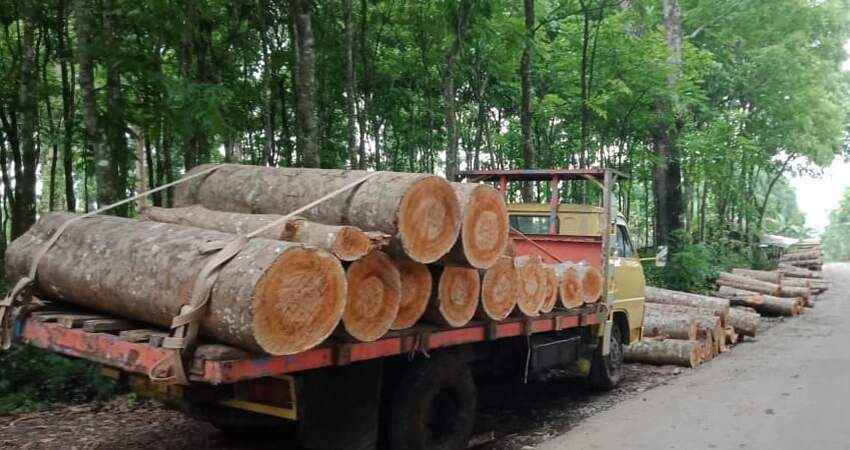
[
  {"left": 580, "top": 264, "right": 604, "bottom": 304},
  {"left": 559, "top": 265, "right": 584, "bottom": 309},
  {"left": 398, "top": 176, "right": 461, "bottom": 263},
  {"left": 540, "top": 267, "right": 558, "bottom": 314},
  {"left": 434, "top": 266, "right": 481, "bottom": 327},
  {"left": 478, "top": 256, "right": 518, "bottom": 320},
  {"left": 458, "top": 184, "right": 509, "bottom": 269},
  {"left": 253, "top": 247, "right": 348, "bottom": 355},
  {"left": 514, "top": 255, "right": 547, "bottom": 316},
  {"left": 331, "top": 226, "right": 374, "bottom": 261},
  {"left": 390, "top": 258, "right": 433, "bottom": 330},
  {"left": 342, "top": 251, "right": 402, "bottom": 341}
]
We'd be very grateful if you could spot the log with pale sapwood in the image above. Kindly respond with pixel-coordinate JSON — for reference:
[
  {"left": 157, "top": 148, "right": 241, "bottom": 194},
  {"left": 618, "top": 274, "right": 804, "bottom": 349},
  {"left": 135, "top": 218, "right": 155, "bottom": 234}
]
[
  {"left": 641, "top": 309, "right": 697, "bottom": 340},
  {"left": 340, "top": 251, "right": 401, "bottom": 341},
  {"left": 623, "top": 338, "right": 701, "bottom": 368},
  {"left": 539, "top": 267, "right": 559, "bottom": 314},
  {"left": 717, "top": 273, "right": 811, "bottom": 299},
  {"left": 727, "top": 307, "right": 759, "bottom": 338},
  {"left": 644, "top": 303, "right": 724, "bottom": 353},
  {"left": 777, "top": 263, "right": 822, "bottom": 279},
  {"left": 476, "top": 256, "right": 518, "bottom": 320},
  {"left": 782, "top": 258, "right": 823, "bottom": 268},
  {"left": 716, "top": 285, "right": 801, "bottom": 317},
  {"left": 5, "top": 213, "right": 347, "bottom": 355},
  {"left": 731, "top": 268, "right": 782, "bottom": 284},
  {"left": 644, "top": 287, "right": 730, "bottom": 326},
  {"left": 780, "top": 250, "right": 822, "bottom": 261},
  {"left": 389, "top": 258, "right": 432, "bottom": 330},
  {"left": 713, "top": 286, "right": 765, "bottom": 308},
  {"left": 140, "top": 205, "right": 389, "bottom": 261},
  {"left": 425, "top": 266, "right": 481, "bottom": 327},
  {"left": 513, "top": 255, "right": 547, "bottom": 316},
  {"left": 438, "top": 183, "right": 509, "bottom": 269},
  {"left": 550, "top": 261, "right": 604, "bottom": 307},
  {"left": 174, "top": 164, "right": 462, "bottom": 264}
]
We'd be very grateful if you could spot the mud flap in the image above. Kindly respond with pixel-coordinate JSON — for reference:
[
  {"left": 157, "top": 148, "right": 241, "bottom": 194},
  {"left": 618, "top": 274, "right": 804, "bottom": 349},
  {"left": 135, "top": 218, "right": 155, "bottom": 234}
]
[
  {"left": 601, "top": 319, "right": 613, "bottom": 356},
  {"left": 297, "top": 360, "right": 382, "bottom": 450}
]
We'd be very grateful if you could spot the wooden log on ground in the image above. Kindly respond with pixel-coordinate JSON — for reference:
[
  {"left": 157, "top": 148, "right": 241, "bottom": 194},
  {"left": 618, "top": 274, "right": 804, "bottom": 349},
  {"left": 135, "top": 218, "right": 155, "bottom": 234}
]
[
  {"left": 175, "top": 164, "right": 461, "bottom": 264},
  {"left": 5, "top": 213, "right": 347, "bottom": 355},
  {"left": 476, "top": 256, "right": 518, "bottom": 320},
  {"left": 539, "top": 267, "right": 559, "bottom": 314},
  {"left": 390, "top": 258, "right": 432, "bottom": 330},
  {"left": 713, "top": 286, "right": 765, "bottom": 308},
  {"left": 514, "top": 255, "right": 547, "bottom": 316},
  {"left": 731, "top": 268, "right": 783, "bottom": 284},
  {"left": 716, "top": 273, "right": 780, "bottom": 296},
  {"left": 426, "top": 266, "right": 481, "bottom": 327},
  {"left": 728, "top": 307, "right": 759, "bottom": 337},
  {"left": 724, "top": 326, "right": 739, "bottom": 346},
  {"left": 623, "top": 338, "right": 701, "bottom": 368},
  {"left": 140, "top": 205, "right": 386, "bottom": 261},
  {"left": 777, "top": 263, "right": 822, "bottom": 279},
  {"left": 341, "top": 251, "right": 401, "bottom": 341},
  {"left": 644, "top": 287, "right": 730, "bottom": 325},
  {"left": 644, "top": 303, "right": 723, "bottom": 353},
  {"left": 700, "top": 331, "right": 715, "bottom": 361},
  {"left": 642, "top": 309, "right": 697, "bottom": 340},
  {"left": 757, "top": 295, "right": 802, "bottom": 317},
  {"left": 438, "top": 183, "right": 509, "bottom": 269},
  {"left": 780, "top": 250, "right": 821, "bottom": 261},
  {"left": 782, "top": 258, "right": 823, "bottom": 267}
]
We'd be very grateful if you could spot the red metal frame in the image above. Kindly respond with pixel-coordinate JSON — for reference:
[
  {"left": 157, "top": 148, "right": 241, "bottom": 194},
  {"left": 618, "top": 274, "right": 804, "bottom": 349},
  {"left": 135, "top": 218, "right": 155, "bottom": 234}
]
[{"left": 16, "top": 305, "right": 605, "bottom": 385}]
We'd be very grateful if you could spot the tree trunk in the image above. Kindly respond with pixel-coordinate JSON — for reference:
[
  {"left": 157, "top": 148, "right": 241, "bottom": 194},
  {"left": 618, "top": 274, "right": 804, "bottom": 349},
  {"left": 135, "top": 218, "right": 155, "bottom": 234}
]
[
  {"left": 290, "top": 0, "right": 320, "bottom": 167},
  {"left": 514, "top": 254, "right": 547, "bottom": 316},
  {"left": 425, "top": 266, "right": 480, "bottom": 327},
  {"left": 717, "top": 273, "right": 810, "bottom": 299},
  {"left": 623, "top": 338, "right": 701, "bottom": 368},
  {"left": 443, "top": 0, "right": 472, "bottom": 181},
  {"left": 713, "top": 286, "right": 765, "bottom": 308},
  {"left": 519, "top": 0, "right": 535, "bottom": 201},
  {"left": 58, "top": 0, "right": 76, "bottom": 212},
  {"left": 715, "top": 286, "right": 802, "bottom": 317},
  {"left": 5, "top": 213, "right": 347, "bottom": 355},
  {"left": 728, "top": 307, "right": 758, "bottom": 338},
  {"left": 175, "top": 164, "right": 461, "bottom": 264},
  {"left": 140, "top": 205, "right": 386, "bottom": 261},
  {"left": 356, "top": 0, "right": 369, "bottom": 169},
  {"left": 644, "top": 286, "right": 730, "bottom": 325},
  {"left": 477, "top": 256, "right": 518, "bottom": 320},
  {"left": 12, "top": 5, "right": 39, "bottom": 238},
  {"left": 390, "top": 257, "right": 432, "bottom": 330},
  {"left": 102, "top": 0, "right": 130, "bottom": 215},
  {"left": 438, "top": 183, "right": 509, "bottom": 269},
  {"left": 344, "top": 0, "right": 358, "bottom": 168},
  {"left": 777, "top": 264, "right": 822, "bottom": 279},
  {"left": 731, "top": 268, "right": 783, "bottom": 284},
  {"left": 341, "top": 251, "right": 401, "bottom": 341},
  {"left": 642, "top": 309, "right": 697, "bottom": 340}
]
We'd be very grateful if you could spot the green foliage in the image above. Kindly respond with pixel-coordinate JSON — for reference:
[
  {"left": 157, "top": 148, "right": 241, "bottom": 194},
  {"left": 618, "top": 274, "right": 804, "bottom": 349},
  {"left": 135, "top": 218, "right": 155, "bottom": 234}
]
[
  {"left": 0, "top": 344, "right": 124, "bottom": 415},
  {"left": 822, "top": 186, "right": 850, "bottom": 261}
]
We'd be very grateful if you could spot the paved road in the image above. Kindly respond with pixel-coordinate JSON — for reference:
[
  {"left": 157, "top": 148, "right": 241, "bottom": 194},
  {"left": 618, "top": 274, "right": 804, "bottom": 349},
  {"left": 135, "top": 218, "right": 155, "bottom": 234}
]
[{"left": 541, "top": 262, "right": 850, "bottom": 450}]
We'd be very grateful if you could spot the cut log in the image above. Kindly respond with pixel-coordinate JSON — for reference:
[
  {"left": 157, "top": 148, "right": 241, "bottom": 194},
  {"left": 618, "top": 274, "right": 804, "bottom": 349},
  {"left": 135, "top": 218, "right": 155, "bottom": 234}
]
[
  {"left": 713, "top": 286, "right": 765, "bottom": 308},
  {"left": 426, "top": 266, "right": 481, "bottom": 327},
  {"left": 716, "top": 273, "right": 780, "bottom": 296},
  {"left": 174, "top": 164, "right": 461, "bottom": 264},
  {"left": 141, "top": 205, "right": 386, "bottom": 261},
  {"left": 731, "top": 268, "right": 783, "bottom": 284},
  {"left": 777, "top": 264, "right": 822, "bottom": 279},
  {"left": 642, "top": 309, "right": 697, "bottom": 340},
  {"left": 539, "top": 267, "right": 559, "bottom": 314},
  {"left": 644, "top": 303, "right": 723, "bottom": 353},
  {"left": 724, "top": 326, "right": 739, "bottom": 346},
  {"left": 477, "top": 256, "right": 518, "bottom": 320},
  {"left": 5, "top": 213, "right": 347, "bottom": 355},
  {"left": 699, "top": 331, "right": 715, "bottom": 361},
  {"left": 728, "top": 307, "right": 758, "bottom": 337},
  {"left": 779, "top": 250, "right": 821, "bottom": 261},
  {"left": 503, "top": 239, "right": 516, "bottom": 257},
  {"left": 578, "top": 263, "right": 604, "bottom": 304},
  {"left": 644, "top": 287, "right": 730, "bottom": 326},
  {"left": 389, "top": 258, "right": 432, "bottom": 330},
  {"left": 342, "top": 251, "right": 401, "bottom": 341},
  {"left": 782, "top": 258, "right": 823, "bottom": 268},
  {"left": 439, "top": 183, "right": 509, "bottom": 269},
  {"left": 514, "top": 255, "right": 547, "bottom": 316},
  {"left": 623, "top": 339, "right": 701, "bottom": 368},
  {"left": 552, "top": 263, "right": 583, "bottom": 309}
]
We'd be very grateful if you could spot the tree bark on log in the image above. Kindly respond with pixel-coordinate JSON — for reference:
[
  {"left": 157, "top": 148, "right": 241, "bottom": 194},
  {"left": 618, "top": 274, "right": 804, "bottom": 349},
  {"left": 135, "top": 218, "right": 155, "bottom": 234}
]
[
  {"left": 642, "top": 309, "right": 696, "bottom": 340},
  {"left": 174, "top": 164, "right": 461, "bottom": 264},
  {"left": 141, "top": 205, "right": 387, "bottom": 261},
  {"left": 389, "top": 257, "right": 432, "bottom": 330},
  {"left": 716, "top": 273, "right": 781, "bottom": 296},
  {"left": 731, "top": 268, "right": 782, "bottom": 284},
  {"left": 777, "top": 263, "right": 822, "bottom": 279},
  {"left": 439, "top": 183, "right": 509, "bottom": 269},
  {"left": 476, "top": 256, "right": 518, "bottom": 320},
  {"left": 623, "top": 338, "right": 701, "bottom": 368},
  {"left": 780, "top": 250, "right": 821, "bottom": 261},
  {"left": 514, "top": 255, "right": 547, "bottom": 316},
  {"left": 724, "top": 325, "right": 739, "bottom": 345},
  {"left": 729, "top": 292, "right": 801, "bottom": 317},
  {"left": 5, "top": 213, "right": 347, "bottom": 355},
  {"left": 644, "top": 286, "right": 730, "bottom": 325},
  {"left": 713, "top": 286, "right": 765, "bottom": 307},
  {"left": 341, "top": 251, "right": 401, "bottom": 341},
  {"left": 728, "top": 307, "right": 758, "bottom": 337},
  {"left": 425, "top": 266, "right": 480, "bottom": 327},
  {"left": 781, "top": 258, "right": 823, "bottom": 267}
]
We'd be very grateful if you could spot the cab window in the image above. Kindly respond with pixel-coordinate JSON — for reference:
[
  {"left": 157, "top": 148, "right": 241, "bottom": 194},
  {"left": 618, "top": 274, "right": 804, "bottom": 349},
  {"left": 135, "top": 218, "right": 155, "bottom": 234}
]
[
  {"left": 613, "top": 224, "right": 635, "bottom": 258},
  {"left": 509, "top": 215, "right": 551, "bottom": 234}
]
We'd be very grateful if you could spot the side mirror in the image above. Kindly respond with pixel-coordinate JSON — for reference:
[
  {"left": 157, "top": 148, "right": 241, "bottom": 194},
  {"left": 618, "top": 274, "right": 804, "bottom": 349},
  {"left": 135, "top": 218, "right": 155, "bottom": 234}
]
[{"left": 655, "top": 246, "right": 668, "bottom": 267}]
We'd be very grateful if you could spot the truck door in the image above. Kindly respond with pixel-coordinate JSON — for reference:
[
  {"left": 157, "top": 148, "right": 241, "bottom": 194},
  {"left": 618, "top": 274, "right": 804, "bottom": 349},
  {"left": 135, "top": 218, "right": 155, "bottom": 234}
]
[{"left": 610, "top": 221, "right": 645, "bottom": 342}]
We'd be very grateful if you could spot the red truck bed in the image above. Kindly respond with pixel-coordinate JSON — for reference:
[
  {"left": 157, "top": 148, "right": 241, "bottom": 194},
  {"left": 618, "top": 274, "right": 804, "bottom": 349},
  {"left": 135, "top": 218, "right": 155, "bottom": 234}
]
[{"left": 15, "top": 300, "right": 606, "bottom": 385}]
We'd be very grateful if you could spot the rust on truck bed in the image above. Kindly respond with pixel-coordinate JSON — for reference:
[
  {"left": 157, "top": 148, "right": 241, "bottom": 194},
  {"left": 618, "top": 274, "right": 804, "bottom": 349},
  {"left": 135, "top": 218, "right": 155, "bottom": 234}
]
[{"left": 15, "top": 303, "right": 605, "bottom": 385}]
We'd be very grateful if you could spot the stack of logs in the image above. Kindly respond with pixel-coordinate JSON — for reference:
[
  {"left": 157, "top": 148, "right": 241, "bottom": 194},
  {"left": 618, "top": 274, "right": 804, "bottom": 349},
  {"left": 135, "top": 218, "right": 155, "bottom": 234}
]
[
  {"left": 625, "top": 240, "right": 828, "bottom": 369},
  {"left": 4, "top": 164, "right": 605, "bottom": 357}
]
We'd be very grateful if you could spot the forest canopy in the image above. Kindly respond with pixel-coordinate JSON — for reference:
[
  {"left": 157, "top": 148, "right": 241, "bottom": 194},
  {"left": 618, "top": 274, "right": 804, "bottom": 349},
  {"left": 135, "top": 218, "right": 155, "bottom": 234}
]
[{"left": 0, "top": 0, "right": 848, "bottom": 257}]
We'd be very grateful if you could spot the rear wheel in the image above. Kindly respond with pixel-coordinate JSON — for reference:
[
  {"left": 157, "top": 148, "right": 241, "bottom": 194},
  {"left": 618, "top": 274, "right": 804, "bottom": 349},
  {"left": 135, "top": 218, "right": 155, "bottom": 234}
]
[
  {"left": 588, "top": 323, "right": 623, "bottom": 390},
  {"left": 386, "top": 354, "right": 477, "bottom": 450}
]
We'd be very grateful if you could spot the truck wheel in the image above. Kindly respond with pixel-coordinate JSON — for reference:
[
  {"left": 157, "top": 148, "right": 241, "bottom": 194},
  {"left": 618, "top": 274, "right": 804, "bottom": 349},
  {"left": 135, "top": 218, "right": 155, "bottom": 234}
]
[
  {"left": 387, "top": 354, "right": 476, "bottom": 450},
  {"left": 588, "top": 323, "right": 623, "bottom": 390}
]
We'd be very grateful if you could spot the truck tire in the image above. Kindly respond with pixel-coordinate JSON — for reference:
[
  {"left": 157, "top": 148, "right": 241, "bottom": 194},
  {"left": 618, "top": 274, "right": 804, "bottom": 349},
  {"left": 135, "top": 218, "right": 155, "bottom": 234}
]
[
  {"left": 386, "top": 354, "right": 477, "bottom": 450},
  {"left": 588, "top": 323, "right": 623, "bottom": 390}
]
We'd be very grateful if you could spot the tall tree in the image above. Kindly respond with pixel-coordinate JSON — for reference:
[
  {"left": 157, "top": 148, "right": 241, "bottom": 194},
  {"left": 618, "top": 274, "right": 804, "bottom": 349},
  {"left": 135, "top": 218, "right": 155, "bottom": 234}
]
[
  {"left": 443, "top": 0, "right": 472, "bottom": 181},
  {"left": 11, "top": 2, "right": 39, "bottom": 238},
  {"left": 291, "top": 0, "right": 320, "bottom": 167},
  {"left": 344, "top": 0, "right": 358, "bottom": 168}
]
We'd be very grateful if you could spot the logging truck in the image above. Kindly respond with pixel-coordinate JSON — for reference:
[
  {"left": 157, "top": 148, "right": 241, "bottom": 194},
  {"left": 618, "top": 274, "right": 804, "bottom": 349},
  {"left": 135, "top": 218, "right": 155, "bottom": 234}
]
[{"left": 11, "top": 168, "right": 646, "bottom": 450}]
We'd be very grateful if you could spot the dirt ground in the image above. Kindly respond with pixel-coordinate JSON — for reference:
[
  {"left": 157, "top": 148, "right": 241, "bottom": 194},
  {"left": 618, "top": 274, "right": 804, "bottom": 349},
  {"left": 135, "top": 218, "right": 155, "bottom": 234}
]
[{"left": 0, "top": 315, "right": 788, "bottom": 449}]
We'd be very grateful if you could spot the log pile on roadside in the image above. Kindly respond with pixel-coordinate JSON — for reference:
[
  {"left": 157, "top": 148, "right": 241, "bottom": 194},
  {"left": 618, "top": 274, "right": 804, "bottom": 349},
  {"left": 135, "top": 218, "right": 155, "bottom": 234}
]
[
  {"left": 627, "top": 240, "right": 828, "bottom": 369},
  {"left": 4, "top": 164, "right": 606, "bottom": 358}
]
